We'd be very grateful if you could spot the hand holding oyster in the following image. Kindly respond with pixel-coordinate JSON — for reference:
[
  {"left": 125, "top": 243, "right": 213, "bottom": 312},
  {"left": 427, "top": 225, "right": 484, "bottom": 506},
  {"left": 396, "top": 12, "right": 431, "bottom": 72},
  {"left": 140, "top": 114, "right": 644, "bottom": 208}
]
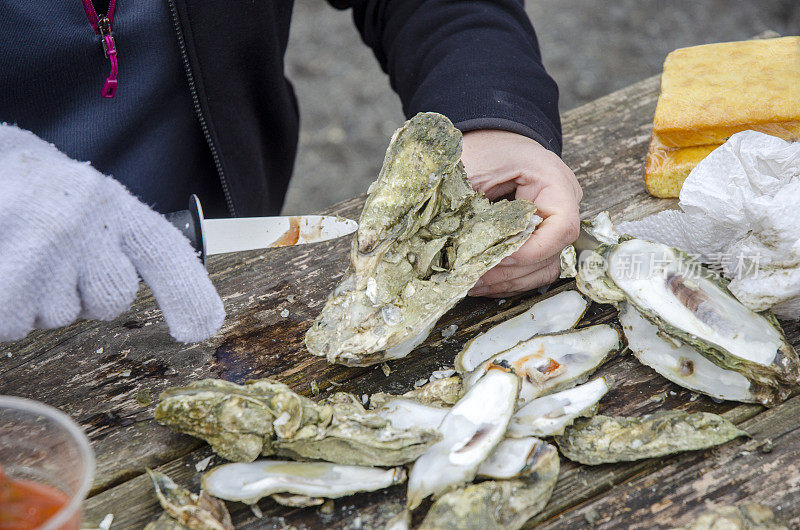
[{"left": 305, "top": 112, "right": 540, "bottom": 366}]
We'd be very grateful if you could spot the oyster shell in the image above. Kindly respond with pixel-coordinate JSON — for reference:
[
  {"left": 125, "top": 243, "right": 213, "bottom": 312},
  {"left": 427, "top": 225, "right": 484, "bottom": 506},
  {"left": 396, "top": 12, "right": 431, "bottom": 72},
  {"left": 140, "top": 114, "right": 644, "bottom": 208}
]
[
  {"left": 406, "top": 364, "right": 520, "bottom": 509},
  {"left": 559, "top": 245, "right": 578, "bottom": 278},
  {"left": 370, "top": 375, "right": 462, "bottom": 409},
  {"left": 305, "top": 112, "right": 539, "bottom": 366},
  {"left": 154, "top": 379, "right": 437, "bottom": 466},
  {"left": 201, "top": 460, "right": 406, "bottom": 504},
  {"left": 555, "top": 411, "right": 747, "bottom": 465},
  {"left": 419, "top": 440, "right": 559, "bottom": 530},
  {"left": 507, "top": 377, "right": 610, "bottom": 438},
  {"left": 463, "top": 325, "right": 621, "bottom": 408},
  {"left": 454, "top": 290, "right": 589, "bottom": 374},
  {"left": 578, "top": 237, "right": 800, "bottom": 394},
  {"left": 145, "top": 513, "right": 189, "bottom": 530},
  {"left": 146, "top": 469, "right": 233, "bottom": 530},
  {"left": 676, "top": 503, "right": 788, "bottom": 530},
  {"left": 376, "top": 398, "right": 448, "bottom": 431},
  {"left": 476, "top": 437, "right": 549, "bottom": 479},
  {"left": 619, "top": 302, "right": 774, "bottom": 405}
]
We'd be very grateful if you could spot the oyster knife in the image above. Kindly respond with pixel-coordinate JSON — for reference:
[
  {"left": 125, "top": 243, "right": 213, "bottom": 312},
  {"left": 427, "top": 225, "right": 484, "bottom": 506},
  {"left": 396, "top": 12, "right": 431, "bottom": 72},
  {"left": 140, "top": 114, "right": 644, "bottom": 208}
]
[{"left": 165, "top": 195, "right": 357, "bottom": 262}]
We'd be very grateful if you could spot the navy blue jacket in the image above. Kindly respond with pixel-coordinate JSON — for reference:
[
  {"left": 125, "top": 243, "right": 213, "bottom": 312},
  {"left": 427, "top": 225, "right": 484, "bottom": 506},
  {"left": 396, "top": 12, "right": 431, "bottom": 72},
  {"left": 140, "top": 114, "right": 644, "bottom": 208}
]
[
  {"left": 171, "top": 0, "right": 561, "bottom": 216},
  {"left": 1, "top": 0, "right": 560, "bottom": 217}
]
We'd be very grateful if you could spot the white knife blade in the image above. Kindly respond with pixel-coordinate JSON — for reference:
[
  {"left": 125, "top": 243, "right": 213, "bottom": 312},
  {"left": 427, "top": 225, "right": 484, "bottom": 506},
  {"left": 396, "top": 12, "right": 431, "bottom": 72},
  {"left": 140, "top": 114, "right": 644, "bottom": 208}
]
[{"left": 202, "top": 215, "right": 358, "bottom": 256}]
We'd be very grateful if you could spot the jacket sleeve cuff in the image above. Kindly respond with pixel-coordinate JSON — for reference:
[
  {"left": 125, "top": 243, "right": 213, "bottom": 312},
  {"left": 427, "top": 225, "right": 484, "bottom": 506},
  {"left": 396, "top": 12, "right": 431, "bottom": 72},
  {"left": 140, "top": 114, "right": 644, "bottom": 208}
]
[{"left": 413, "top": 88, "right": 562, "bottom": 157}]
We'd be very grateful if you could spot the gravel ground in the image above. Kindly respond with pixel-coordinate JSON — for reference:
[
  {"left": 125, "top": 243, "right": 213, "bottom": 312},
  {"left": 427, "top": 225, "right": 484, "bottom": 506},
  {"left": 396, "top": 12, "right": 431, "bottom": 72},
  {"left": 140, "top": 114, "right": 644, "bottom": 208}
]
[{"left": 281, "top": 0, "right": 799, "bottom": 214}]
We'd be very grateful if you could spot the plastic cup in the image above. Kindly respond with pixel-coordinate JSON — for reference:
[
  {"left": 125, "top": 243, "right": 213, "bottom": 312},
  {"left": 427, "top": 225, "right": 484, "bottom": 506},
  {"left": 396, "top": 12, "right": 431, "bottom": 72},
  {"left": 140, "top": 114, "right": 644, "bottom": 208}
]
[{"left": 0, "top": 395, "right": 95, "bottom": 530}]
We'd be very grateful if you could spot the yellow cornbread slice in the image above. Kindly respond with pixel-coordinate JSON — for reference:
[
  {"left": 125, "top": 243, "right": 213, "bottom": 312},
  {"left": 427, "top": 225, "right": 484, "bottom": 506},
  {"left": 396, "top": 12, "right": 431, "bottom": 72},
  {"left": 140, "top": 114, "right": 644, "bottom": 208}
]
[
  {"left": 645, "top": 141, "right": 720, "bottom": 198},
  {"left": 653, "top": 36, "right": 800, "bottom": 148}
]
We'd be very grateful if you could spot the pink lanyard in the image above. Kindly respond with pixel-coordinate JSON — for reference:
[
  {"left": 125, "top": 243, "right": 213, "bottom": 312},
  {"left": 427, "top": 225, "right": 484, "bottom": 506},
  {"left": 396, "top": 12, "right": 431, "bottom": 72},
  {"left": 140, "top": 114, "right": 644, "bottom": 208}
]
[{"left": 80, "top": 0, "right": 119, "bottom": 98}]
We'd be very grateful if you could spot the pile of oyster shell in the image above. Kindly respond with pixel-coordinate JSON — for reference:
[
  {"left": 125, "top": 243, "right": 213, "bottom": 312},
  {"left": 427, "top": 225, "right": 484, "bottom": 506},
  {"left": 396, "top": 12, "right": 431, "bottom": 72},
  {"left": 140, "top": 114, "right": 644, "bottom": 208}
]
[
  {"left": 145, "top": 114, "right": 797, "bottom": 529},
  {"left": 150, "top": 285, "right": 754, "bottom": 529}
]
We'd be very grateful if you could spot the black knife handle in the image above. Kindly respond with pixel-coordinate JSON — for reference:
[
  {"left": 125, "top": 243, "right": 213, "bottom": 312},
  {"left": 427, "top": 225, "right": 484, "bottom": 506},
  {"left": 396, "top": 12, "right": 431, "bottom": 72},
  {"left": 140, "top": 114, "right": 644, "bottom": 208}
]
[{"left": 164, "top": 194, "right": 206, "bottom": 263}]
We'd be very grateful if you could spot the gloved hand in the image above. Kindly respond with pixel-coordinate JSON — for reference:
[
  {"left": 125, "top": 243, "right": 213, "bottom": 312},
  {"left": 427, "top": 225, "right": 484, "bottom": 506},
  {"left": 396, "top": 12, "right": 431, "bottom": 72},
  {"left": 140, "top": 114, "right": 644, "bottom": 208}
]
[{"left": 0, "top": 124, "right": 225, "bottom": 342}]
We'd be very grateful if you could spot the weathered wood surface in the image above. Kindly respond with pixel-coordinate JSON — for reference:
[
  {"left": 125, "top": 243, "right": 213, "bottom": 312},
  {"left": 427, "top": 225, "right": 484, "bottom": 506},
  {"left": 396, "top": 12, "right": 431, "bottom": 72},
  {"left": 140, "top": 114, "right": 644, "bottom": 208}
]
[{"left": 2, "top": 70, "right": 799, "bottom": 529}]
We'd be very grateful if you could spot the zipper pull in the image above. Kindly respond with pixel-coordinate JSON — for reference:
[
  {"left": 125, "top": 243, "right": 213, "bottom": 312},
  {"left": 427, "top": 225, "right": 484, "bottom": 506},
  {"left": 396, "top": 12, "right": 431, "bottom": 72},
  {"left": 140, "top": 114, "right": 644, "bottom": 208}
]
[{"left": 98, "top": 16, "right": 118, "bottom": 98}]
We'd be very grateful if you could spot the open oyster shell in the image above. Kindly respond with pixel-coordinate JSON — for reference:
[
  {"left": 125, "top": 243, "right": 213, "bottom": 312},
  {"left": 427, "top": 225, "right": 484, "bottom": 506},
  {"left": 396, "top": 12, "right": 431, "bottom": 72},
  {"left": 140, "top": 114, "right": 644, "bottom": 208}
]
[
  {"left": 619, "top": 302, "right": 775, "bottom": 405},
  {"left": 476, "top": 437, "right": 550, "bottom": 480},
  {"left": 154, "top": 379, "right": 437, "bottom": 466},
  {"left": 454, "top": 290, "right": 589, "bottom": 374},
  {"left": 419, "top": 439, "right": 559, "bottom": 530},
  {"left": 145, "top": 469, "right": 233, "bottom": 530},
  {"left": 507, "top": 377, "right": 610, "bottom": 438},
  {"left": 201, "top": 460, "right": 406, "bottom": 505},
  {"left": 555, "top": 411, "right": 747, "bottom": 465},
  {"left": 463, "top": 324, "right": 621, "bottom": 408},
  {"left": 305, "top": 112, "right": 539, "bottom": 366},
  {"left": 578, "top": 237, "right": 800, "bottom": 396},
  {"left": 406, "top": 364, "right": 519, "bottom": 509}
]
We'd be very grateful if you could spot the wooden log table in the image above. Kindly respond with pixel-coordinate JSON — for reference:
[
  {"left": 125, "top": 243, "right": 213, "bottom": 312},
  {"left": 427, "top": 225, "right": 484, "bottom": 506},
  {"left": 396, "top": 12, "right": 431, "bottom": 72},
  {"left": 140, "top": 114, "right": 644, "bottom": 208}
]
[{"left": 2, "top": 73, "right": 799, "bottom": 529}]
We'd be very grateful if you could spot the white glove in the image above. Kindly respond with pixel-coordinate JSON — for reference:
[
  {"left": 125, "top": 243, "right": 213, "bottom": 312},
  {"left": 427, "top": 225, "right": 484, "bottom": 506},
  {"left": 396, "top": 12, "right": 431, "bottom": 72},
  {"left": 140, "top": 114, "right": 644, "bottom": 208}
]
[{"left": 0, "top": 124, "right": 225, "bottom": 343}]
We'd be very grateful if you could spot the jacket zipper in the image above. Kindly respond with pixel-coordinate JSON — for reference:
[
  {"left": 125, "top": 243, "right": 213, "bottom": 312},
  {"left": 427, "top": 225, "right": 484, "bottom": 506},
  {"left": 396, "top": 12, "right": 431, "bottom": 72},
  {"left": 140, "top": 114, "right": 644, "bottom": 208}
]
[
  {"left": 81, "top": 0, "right": 119, "bottom": 98},
  {"left": 166, "top": 0, "right": 237, "bottom": 217}
]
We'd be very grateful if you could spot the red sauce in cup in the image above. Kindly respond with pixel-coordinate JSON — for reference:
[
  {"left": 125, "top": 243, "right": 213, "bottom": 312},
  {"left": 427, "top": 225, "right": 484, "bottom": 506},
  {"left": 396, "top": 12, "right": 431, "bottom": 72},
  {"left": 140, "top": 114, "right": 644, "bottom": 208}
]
[{"left": 0, "top": 466, "right": 74, "bottom": 530}]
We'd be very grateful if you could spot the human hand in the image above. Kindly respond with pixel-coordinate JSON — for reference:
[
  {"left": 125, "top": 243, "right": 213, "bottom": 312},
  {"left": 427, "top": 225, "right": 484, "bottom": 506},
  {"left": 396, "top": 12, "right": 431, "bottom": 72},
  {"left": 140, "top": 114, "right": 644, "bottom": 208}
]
[
  {"left": 0, "top": 124, "right": 225, "bottom": 342},
  {"left": 461, "top": 129, "right": 582, "bottom": 297}
]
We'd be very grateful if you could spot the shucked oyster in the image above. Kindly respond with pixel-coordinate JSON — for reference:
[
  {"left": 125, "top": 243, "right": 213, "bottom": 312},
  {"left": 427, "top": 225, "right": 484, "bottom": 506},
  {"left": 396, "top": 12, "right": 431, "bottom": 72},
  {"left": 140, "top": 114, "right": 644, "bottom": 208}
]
[
  {"left": 145, "top": 469, "right": 233, "bottom": 530},
  {"left": 154, "top": 379, "right": 437, "bottom": 466},
  {"left": 201, "top": 460, "right": 406, "bottom": 505},
  {"left": 419, "top": 439, "right": 559, "bottom": 530},
  {"left": 305, "top": 112, "right": 539, "bottom": 366},
  {"left": 555, "top": 411, "right": 747, "bottom": 465},
  {"left": 454, "top": 290, "right": 589, "bottom": 374},
  {"left": 578, "top": 237, "right": 800, "bottom": 397}
]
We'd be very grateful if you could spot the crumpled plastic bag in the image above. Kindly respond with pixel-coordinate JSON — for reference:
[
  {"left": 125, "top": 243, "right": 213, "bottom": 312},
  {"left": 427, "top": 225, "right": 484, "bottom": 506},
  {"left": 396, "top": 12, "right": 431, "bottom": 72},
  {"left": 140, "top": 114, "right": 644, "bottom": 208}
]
[{"left": 618, "top": 130, "right": 800, "bottom": 319}]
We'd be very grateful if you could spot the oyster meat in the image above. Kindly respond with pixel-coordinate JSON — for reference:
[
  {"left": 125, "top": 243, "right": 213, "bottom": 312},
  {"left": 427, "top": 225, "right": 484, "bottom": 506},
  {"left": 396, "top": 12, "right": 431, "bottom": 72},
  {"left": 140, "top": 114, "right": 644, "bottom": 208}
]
[
  {"left": 201, "top": 460, "right": 406, "bottom": 504},
  {"left": 463, "top": 325, "right": 621, "bottom": 407},
  {"left": 454, "top": 290, "right": 589, "bottom": 374},
  {"left": 154, "top": 379, "right": 437, "bottom": 466},
  {"left": 419, "top": 440, "right": 559, "bottom": 530},
  {"left": 619, "top": 302, "right": 772, "bottom": 405},
  {"left": 305, "top": 112, "right": 539, "bottom": 366},
  {"left": 145, "top": 469, "right": 233, "bottom": 530},
  {"left": 555, "top": 411, "right": 747, "bottom": 465},
  {"left": 507, "top": 377, "right": 610, "bottom": 438},
  {"left": 578, "top": 237, "right": 800, "bottom": 395},
  {"left": 406, "top": 364, "right": 519, "bottom": 509}
]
